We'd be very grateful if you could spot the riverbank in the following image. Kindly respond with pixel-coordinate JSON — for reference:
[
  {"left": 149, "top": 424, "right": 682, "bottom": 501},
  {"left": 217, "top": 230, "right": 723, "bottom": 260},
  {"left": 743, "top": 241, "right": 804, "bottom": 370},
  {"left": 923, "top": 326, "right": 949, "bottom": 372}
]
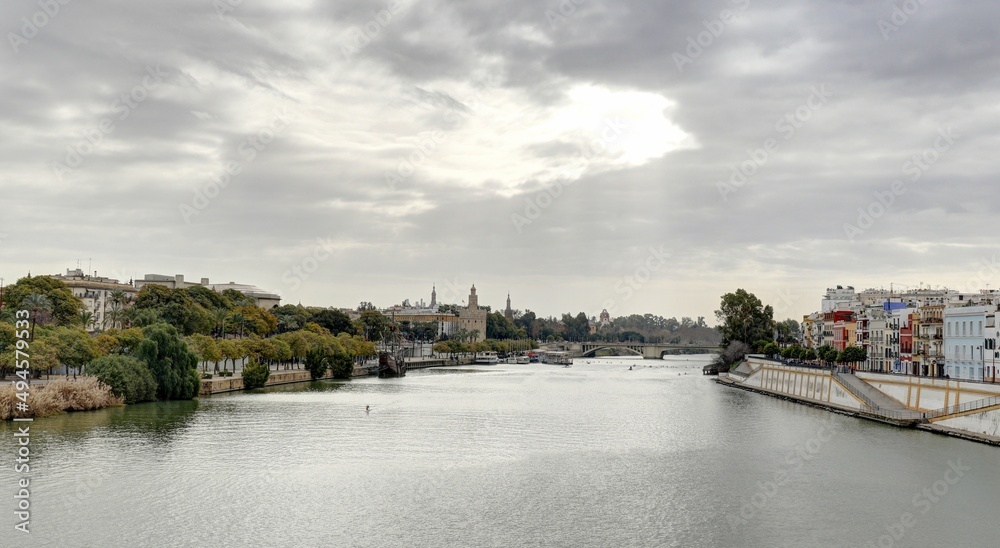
[
  {"left": 0, "top": 377, "right": 123, "bottom": 420},
  {"left": 716, "top": 355, "right": 1000, "bottom": 446},
  {"left": 1, "top": 357, "right": 477, "bottom": 420},
  {"left": 199, "top": 357, "right": 475, "bottom": 395}
]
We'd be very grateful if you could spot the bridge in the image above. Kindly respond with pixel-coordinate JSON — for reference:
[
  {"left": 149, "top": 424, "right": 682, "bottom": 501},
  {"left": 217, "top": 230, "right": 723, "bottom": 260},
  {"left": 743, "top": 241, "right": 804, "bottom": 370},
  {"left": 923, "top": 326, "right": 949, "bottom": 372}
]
[{"left": 553, "top": 341, "right": 720, "bottom": 359}]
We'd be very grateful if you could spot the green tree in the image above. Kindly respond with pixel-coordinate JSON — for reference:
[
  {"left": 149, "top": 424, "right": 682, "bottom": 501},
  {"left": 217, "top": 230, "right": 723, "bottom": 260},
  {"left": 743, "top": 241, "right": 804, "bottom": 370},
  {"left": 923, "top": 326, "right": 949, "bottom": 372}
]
[
  {"left": 186, "top": 334, "right": 221, "bottom": 374},
  {"left": 3, "top": 276, "right": 83, "bottom": 326},
  {"left": 272, "top": 304, "right": 312, "bottom": 333},
  {"left": 0, "top": 322, "right": 17, "bottom": 379},
  {"left": 817, "top": 345, "right": 839, "bottom": 364},
  {"left": 88, "top": 355, "right": 158, "bottom": 404},
  {"left": 185, "top": 285, "right": 234, "bottom": 313},
  {"left": 619, "top": 331, "right": 645, "bottom": 343},
  {"left": 803, "top": 348, "right": 818, "bottom": 361},
  {"left": 78, "top": 310, "right": 95, "bottom": 331},
  {"left": 560, "top": 312, "right": 590, "bottom": 342},
  {"left": 132, "top": 285, "right": 215, "bottom": 335},
  {"left": 241, "top": 359, "right": 270, "bottom": 389},
  {"left": 781, "top": 345, "right": 804, "bottom": 360},
  {"left": 217, "top": 339, "right": 242, "bottom": 373},
  {"left": 514, "top": 309, "right": 537, "bottom": 339},
  {"left": 715, "top": 289, "right": 775, "bottom": 347},
  {"left": 311, "top": 309, "right": 355, "bottom": 335},
  {"left": 840, "top": 346, "right": 867, "bottom": 366},
  {"left": 486, "top": 312, "right": 519, "bottom": 340},
  {"left": 776, "top": 318, "right": 801, "bottom": 345},
  {"left": 304, "top": 349, "right": 329, "bottom": 380},
  {"left": 328, "top": 340, "right": 354, "bottom": 379},
  {"left": 762, "top": 342, "right": 781, "bottom": 357},
  {"left": 23, "top": 293, "right": 53, "bottom": 339},
  {"left": 432, "top": 341, "right": 452, "bottom": 359},
  {"left": 358, "top": 310, "right": 390, "bottom": 341},
  {"left": 136, "top": 323, "right": 201, "bottom": 400},
  {"left": 233, "top": 306, "right": 278, "bottom": 338},
  {"left": 49, "top": 326, "right": 100, "bottom": 378}
]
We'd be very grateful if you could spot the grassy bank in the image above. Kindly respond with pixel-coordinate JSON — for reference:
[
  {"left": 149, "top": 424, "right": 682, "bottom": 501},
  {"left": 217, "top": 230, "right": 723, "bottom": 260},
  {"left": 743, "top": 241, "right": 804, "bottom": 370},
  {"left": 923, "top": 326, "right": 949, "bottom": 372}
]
[{"left": 0, "top": 378, "right": 124, "bottom": 420}]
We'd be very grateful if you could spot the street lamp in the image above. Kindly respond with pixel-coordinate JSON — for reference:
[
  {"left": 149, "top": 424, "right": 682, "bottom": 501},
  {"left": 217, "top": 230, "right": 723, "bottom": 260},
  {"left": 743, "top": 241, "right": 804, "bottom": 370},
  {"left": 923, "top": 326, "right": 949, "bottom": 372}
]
[{"left": 982, "top": 345, "right": 986, "bottom": 383}]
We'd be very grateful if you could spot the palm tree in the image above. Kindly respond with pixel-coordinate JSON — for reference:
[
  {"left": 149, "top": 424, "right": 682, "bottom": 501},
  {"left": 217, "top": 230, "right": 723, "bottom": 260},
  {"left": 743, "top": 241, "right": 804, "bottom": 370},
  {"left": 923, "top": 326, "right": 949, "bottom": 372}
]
[
  {"left": 122, "top": 306, "right": 140, "bottom": 329},
  {"left": 109, "top": 289, "right": 127, "bottom": 309},
  {"left": 79, "top": 310, "right": 95, "bottom": 331},
  {"left": 103, "top": 290, "right": 133, "bottom": 330},
  {"left": 278, "top": 314, "right": 300, "bottom": 333},
  {"left": 213, "top": 307, "right": 228, "bottom": 339},
  {"left": 105, "top": 303, "right": 120, "bottom": 330},
  {"left": 229, "top": 311, "right": 246, "bottom": 339},
  {"left": 22, "top": 294, "right": 52, "bottom": 340}
]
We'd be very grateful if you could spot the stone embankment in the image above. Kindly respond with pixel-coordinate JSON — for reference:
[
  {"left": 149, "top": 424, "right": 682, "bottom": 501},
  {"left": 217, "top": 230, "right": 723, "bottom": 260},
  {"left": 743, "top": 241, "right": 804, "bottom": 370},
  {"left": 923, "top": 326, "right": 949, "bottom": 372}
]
[{"left": 717, "top": 355, "right": 1000, "bottom": 446}]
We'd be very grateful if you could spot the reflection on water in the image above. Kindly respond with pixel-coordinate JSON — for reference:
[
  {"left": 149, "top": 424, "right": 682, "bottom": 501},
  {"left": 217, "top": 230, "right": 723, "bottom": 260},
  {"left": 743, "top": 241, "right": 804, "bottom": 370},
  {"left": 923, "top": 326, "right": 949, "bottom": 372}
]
[{"left": 1, "top": 356, "right": 999, "bottom": 548}]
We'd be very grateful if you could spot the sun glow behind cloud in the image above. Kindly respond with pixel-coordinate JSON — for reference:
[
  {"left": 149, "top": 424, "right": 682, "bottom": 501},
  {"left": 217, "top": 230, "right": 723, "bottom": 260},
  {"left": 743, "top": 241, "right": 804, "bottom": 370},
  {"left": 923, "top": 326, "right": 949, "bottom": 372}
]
[{"left": 383, "top": 82, "right": 693, "bottom": 195}]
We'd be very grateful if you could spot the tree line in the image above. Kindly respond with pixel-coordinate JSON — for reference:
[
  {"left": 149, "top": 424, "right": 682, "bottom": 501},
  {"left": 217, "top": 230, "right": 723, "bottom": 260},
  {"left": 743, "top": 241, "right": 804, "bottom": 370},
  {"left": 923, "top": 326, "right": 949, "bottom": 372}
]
[{"left": 0, "top": 275, "right": 380, "bottom": 399}]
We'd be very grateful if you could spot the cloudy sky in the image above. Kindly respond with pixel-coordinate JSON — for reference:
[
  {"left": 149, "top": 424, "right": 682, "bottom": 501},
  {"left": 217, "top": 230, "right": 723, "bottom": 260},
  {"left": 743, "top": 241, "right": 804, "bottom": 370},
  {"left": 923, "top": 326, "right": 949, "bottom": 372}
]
[{"left": 2, "top": 0, "right": 998, "bottom": 322}]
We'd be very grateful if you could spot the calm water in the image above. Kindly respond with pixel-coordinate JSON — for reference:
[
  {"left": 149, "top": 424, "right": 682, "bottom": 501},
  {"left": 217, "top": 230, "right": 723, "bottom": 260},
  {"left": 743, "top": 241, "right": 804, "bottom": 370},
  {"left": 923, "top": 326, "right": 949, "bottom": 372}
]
[{"left": 2, "top": 355, "right": 999, "bottom": 547}]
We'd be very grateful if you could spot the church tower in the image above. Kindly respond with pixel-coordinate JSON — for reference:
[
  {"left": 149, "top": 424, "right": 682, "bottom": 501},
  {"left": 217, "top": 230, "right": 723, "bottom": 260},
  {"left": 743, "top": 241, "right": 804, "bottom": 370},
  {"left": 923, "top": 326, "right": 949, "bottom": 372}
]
[
  {"left": 504, "top": 292, "right": 513, "bottom": 321},
  {"left": 430, "top": 284, "right": 437, "bottom": 308}
]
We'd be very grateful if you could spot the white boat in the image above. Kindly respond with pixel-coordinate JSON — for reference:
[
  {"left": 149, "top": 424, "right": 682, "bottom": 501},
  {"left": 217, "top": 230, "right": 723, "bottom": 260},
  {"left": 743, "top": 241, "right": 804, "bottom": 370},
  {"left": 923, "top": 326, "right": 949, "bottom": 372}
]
[
  {"left": 542, "top": 351, "right": 573, "bottom": 366},
  {"left": 475, "top": 351, "right": 500, "bottom": 365},
  {"left": 515, "top": 355, "right": 530, "bottom": 364}
]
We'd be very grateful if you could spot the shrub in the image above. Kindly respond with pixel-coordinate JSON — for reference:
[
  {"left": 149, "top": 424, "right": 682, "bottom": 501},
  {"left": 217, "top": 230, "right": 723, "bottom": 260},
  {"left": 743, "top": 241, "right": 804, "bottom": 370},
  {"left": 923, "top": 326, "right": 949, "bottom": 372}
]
[
  {"left": 88, "top": 355, "right": 158, "bottom": 404},
  {"left": 304, "top": 349, "right": 328, "bottom": 380},
  {"left": 0, "top": 378, "right": 123, "bottom": 420},
  {"left": 242, "top": 359, "right": 270, "bottom": 389},
  {"left": 329, "top": 347, "right": 354, "bottom": 379}
]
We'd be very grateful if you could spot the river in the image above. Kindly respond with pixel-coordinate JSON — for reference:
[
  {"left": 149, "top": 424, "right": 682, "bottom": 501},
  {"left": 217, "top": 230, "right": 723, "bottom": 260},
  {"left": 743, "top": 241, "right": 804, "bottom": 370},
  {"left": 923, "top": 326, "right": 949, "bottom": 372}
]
[{"left": 2, "top": 355, "right": 998, "bottom": 547}]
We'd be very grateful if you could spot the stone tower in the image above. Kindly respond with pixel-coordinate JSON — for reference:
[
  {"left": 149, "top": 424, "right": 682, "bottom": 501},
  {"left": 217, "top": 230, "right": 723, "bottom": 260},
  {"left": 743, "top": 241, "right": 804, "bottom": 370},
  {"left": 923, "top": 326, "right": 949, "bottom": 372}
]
[
  {"left": 458, "top": 284, "right": 487, "bottom": 342},
  {"left": 504, "top": 292, "right": 513, "bottom": 321},
  {"left": 430, "top": 284, "right": 437, "bottom": 308}
]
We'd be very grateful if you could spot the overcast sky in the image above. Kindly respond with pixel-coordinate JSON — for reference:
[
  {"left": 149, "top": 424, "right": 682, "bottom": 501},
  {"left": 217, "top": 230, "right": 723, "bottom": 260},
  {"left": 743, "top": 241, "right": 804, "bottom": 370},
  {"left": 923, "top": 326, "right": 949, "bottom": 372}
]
[{"left": 2, "top": 0, "right": 998, "bottom": 322}]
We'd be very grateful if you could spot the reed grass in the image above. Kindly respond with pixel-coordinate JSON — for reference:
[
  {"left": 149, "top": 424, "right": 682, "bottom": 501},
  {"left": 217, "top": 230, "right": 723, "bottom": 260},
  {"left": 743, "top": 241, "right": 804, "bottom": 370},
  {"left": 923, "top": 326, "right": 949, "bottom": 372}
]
[{"left": 0, "top": 378, "right": 124, "bottom": 420}]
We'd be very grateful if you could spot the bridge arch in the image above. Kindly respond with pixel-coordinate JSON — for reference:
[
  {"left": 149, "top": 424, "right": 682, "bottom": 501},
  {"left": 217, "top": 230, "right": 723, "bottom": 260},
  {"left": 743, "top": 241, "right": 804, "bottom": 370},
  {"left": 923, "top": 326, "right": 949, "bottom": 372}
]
[{"left": 579, "top": 345, "right": 644, "bottom": 358}]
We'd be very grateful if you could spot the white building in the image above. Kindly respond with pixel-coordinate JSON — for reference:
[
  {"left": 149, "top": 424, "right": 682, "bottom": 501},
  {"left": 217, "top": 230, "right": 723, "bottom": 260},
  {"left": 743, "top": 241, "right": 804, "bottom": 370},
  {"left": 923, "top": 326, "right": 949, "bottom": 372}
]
[
  {"left": 49, "top": 268, "right": 137, "bottom": 332},
  {"left": 943, "top": 305, "right": 994, "bottom": 381},
  {"left": 857, "top": 308, "right": 888, "bottom": 372},
  {"left": 821, "top": 286, "right": 858, "bottom": 313}
]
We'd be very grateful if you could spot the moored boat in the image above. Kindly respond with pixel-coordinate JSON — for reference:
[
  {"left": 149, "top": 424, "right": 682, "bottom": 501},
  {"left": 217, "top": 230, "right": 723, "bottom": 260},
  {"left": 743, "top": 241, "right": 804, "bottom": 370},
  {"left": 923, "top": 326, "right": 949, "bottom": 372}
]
[
  {"left": 378, "top": 351, "right": 407, "bottom": 377},
  {"left": 475, "top": 351, "right": 500, "bottom": 365}
]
